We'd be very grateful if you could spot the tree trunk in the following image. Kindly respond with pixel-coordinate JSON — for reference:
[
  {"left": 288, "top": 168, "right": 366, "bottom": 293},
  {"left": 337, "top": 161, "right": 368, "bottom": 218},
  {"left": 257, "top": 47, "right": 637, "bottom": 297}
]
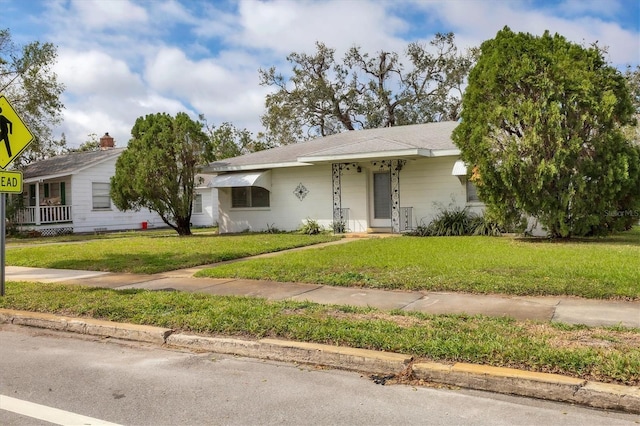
[{"left": 175, "top": 216, "right": 192, "bottom": 236}]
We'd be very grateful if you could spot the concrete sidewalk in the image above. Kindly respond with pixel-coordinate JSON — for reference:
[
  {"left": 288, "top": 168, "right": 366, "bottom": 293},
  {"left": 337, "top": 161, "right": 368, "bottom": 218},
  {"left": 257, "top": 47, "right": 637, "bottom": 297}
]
[
  {"left": 5, "top": 265, "right": 639, "bottom": 328},
  {"left": 3, "top": 262, "right": 640, "bottom": 415}
]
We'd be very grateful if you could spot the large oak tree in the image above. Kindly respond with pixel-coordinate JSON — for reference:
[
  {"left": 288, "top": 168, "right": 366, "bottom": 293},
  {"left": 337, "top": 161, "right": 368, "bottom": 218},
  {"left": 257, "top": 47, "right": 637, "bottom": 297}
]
[
  {"left": 453, "top": 27, "right": 640, "bottom": 238},
  {"left": 110, "top": 112, "right": 209, "bottom": 236},
  {"left": 260, "top": 33, "right": 474, "bottom": 145}
]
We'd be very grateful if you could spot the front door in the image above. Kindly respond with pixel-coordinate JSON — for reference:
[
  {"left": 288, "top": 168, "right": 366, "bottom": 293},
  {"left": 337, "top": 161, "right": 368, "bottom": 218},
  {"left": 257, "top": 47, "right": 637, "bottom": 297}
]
[{"left": 371, "top": 171, "right": 391, "bottom": 228}]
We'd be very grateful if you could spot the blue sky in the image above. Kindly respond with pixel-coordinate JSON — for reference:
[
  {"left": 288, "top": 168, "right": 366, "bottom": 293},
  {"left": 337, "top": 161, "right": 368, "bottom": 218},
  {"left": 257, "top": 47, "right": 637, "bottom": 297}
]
[{"left": 2, "top": 0, "right": 639, "bottom": 148}]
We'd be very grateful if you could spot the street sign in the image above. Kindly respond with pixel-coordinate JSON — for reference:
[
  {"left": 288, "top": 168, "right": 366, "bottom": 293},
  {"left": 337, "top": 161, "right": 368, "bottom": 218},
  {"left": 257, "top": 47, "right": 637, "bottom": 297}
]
[
  {"left": 0, "top": 170, "right": 22, "bottom": 193},
  {"left": 0, "top": 96, "right": 33, "bottom": 296},
  {"left": 0, "top": 95, "right": 34, "bottom": 169}
]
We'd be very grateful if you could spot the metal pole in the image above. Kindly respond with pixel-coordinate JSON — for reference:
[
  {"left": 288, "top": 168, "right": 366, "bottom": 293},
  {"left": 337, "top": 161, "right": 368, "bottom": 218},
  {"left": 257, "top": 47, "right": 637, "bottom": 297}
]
[{"left": 1, "top": 194, "right": 5, "bottom": 296}]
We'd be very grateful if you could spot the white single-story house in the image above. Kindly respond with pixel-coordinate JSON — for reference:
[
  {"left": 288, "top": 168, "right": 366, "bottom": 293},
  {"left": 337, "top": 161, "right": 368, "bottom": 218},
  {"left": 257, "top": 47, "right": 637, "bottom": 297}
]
[
  {"left": 203, "top": 121, "right": 483, "bottom": 234},
  {"left": 14, "top": 133, "right": 218, "bottom": 235}
]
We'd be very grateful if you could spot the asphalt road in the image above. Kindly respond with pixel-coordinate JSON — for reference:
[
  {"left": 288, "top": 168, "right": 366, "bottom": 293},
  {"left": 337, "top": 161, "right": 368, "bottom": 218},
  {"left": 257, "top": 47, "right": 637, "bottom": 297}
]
[{"left": 0, "top": 324, "right": 637, "bottom": 426}]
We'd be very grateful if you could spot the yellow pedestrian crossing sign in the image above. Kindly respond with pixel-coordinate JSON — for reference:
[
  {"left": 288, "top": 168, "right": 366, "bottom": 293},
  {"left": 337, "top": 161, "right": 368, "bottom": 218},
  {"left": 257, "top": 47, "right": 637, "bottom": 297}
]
[
  {"left": 0, "top": 95, "right": 34, "bottom": 169},
  {"left": 0, "top": 170, "right": 22, "bottom": 193}
]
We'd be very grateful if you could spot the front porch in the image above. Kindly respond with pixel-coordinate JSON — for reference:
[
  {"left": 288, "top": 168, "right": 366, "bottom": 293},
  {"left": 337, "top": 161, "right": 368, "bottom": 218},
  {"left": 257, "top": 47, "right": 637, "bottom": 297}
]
[
  {"left": 14, "top": 205, "right": 73, "bottom": 225},
  {"left": 331, "top": 160, "right": 415, "bottom": 233},
  {"left": 336, "top": 206, "right": 414, "bottom": 234},
  {"left": 13, "top": 178, "right": 74, "bottom": 235}
]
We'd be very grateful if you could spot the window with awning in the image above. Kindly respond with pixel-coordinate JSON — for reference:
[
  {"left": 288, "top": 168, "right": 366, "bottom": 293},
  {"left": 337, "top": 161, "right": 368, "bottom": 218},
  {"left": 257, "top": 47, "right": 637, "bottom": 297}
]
[
  {"left": 210, "top": 170, "right": 271, "bottom": 191},
  {"left": 211, "top": 171, "right": 271, "bottom": 208},
  {"left": 231, "top": 187, "right": 270, "bottom": 208}
]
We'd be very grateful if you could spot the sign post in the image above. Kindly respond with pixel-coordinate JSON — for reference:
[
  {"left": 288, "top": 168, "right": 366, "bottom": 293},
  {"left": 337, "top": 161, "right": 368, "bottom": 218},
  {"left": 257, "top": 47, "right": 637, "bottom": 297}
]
[
  {"left": 0, "top": 196, "right": 4, "bottom": 296},
  {"left": 0, "top": 95, "right": 34, "bottom": 296}
]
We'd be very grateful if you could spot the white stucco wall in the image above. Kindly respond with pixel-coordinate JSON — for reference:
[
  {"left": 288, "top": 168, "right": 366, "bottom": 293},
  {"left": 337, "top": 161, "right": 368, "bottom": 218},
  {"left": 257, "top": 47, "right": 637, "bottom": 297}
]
[
  {"left": 398, "top": 156, "right": 483, "bottom": 227},
  {"left": 217, "top": 156, "right": 484, "bottom": 234},
  {"left": 218, "top": 165, "right": 333, "bottom": 233},
  {"left": 190, "top": 187, "right": 219, "bottom": 228}
]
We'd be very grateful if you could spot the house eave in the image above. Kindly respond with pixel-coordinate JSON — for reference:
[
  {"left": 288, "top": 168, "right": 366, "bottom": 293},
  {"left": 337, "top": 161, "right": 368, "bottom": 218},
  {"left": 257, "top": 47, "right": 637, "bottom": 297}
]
[
  {"left": 298, "top": 149, "right": 430, "bottom": 163},
  {"left": 24, "top": 172, "right": 72, "bottom": 183},
  {"left": 430, "top": 149, "right": 461, "bottom": 157},
  {"left": 202, "top": 161, "right": 311, "bottom": 173},
  {"left": 298, "top": 148, "right": 461, "bottom": 163}
]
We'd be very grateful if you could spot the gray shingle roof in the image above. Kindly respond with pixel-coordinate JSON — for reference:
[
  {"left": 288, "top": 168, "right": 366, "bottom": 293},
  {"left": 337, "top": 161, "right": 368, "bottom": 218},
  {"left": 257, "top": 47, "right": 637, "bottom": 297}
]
[
  {"left": 23, "top": 148, "right": 125, "bottom": 180},
  {"left": 205, "top": 121, "right": 459, "bottom": 171}
]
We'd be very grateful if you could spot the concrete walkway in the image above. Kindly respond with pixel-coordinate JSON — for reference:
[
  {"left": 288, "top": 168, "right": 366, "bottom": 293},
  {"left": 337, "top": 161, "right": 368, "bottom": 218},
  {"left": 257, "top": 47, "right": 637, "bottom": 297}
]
[{"left": 5, "top": 262, "right": 639, "bottom": 328}]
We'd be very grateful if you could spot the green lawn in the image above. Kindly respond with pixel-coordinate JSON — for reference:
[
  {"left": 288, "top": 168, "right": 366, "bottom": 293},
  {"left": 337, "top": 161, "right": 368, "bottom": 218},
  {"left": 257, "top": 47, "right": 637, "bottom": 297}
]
[
  {"left": 197, "top": 228, "right": 640, "bottom": 299},
  {"left": 7, "top": 227, "right": 639, "bottom": 298},
  {"left": 1, "top": 281, "right": 637, "bottom": 386},
  {"left": 6, "top": 227, "right": 218, "bottom": 245},
  {"left": 4, "top": 229, "right": 639, "bottom": 385},
  {"left": 6, "top": 233, "right": 339, "bottom": 274}
]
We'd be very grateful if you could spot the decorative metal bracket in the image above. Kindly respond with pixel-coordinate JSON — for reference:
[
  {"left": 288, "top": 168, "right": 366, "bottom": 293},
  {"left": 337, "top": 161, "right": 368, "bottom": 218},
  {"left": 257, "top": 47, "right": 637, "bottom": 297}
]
[
  {"left": 371, "top": 159, "right": 405, "bottom": 171},
  {"left": 294, "top": 182, "right": 309, "bottom": 201}
]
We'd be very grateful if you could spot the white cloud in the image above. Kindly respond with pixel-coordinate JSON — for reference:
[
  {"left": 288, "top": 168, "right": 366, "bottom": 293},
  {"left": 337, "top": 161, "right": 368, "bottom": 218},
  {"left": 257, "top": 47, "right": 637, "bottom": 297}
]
[
  {"left": 62, "top": 108, "right": 129, "bottom": 146},
  {"left": 145, "top": 48, "right": 232, "bottom": 95},
  {"left": 52, "top": 48, "right": 200, "bottom": 146},
  {"left": 412, "top": 0, "right": 639, "bottom": 66},
  {"left": 58, "top": 93, "right": 193, "bottom": 148},
  {"left": 553, "top": 0, "right": 622, "bottom": 18},
  {"left": 144, "top": 46, "right": 269, "bottom": 134},
  {"left": 69, "top": 0, "right": 148, "bottom": 31},
  {"left": 11, "top": 0, "right": 635, "bottom": 149},
  {"left": 154, "top": 0, "right": 196, "bottom": 24},
  {"left": 56, "top": 49, "right": 146, "bottom": 97},
  {"left": 234, "top": 0, "right": 407, "bottom": 55}
]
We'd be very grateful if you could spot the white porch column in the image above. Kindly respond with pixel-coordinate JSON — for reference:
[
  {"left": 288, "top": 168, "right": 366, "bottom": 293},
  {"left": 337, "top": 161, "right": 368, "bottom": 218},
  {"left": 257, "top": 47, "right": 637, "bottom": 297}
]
[
  {"left": 35, "top": 183, "right": 41, "bottom": 225},
  {"left": 390, "top": 160, "right": 405, "bottom": 233},
  {"left": 331, "top": 163, "right": 342, "bottom": 223}
]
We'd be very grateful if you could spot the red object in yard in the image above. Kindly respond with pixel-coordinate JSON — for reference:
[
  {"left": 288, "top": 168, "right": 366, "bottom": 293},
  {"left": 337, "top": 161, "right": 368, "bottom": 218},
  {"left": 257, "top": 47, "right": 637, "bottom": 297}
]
[{"left": 141, "top": 222, "right": 148, "bottom": 230}]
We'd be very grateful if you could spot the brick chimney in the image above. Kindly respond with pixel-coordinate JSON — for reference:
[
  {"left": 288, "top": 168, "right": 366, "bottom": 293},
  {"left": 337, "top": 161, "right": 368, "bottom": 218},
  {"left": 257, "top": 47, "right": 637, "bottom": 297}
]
[{"left": 99, "top": 132, "right": 115, "bottom": 150}]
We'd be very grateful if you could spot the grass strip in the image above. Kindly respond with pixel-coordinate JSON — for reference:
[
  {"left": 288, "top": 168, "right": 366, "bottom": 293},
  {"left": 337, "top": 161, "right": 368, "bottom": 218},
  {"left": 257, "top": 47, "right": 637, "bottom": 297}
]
[
  {"left": 6, "top": 233, "right": 339, "bottom": 274},
  {"left": 2, "top": 281, "right": 638, "bottom": 386},
  {"left": 6, "top": 227, "right": 219, "bottom": 245},
  {"left": 198, "top": 229, "right": 640, "bottom": 299}
]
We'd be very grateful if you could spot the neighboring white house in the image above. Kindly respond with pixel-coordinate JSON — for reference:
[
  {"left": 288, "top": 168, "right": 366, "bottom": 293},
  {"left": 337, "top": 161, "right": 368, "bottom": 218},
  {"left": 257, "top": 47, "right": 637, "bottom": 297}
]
[
  {"left": 190, "top": 174, "right": 219, "bottom": 228},
  {"left": 15, "top": 133, "right": 218, "bottom": 235},
  {"left": 202, "top": 121, "right": 483, "bottom": 234}
]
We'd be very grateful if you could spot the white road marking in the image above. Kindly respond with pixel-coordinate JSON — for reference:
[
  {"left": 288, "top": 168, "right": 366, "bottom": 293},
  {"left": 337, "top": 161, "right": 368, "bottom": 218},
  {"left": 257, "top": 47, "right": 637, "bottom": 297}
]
[{"left": 0, "top": 394, "right": 122, "bottom": 426}]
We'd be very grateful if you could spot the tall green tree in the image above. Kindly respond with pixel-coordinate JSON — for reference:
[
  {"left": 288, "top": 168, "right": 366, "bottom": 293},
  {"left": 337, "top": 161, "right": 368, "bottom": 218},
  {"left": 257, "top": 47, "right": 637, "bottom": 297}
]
[
  {"left": 75, "top": 133, "right": 101, "bottom": 152},
  {"left": 259, "top": 33, "right": 473, "bottom": 144},
  {"left": 0, "top": 28, "right": 65, "bottom": 166},
  {"left": 623, "top": 65, "right": 640, "bottom": 143},
  {"left": 110, "top": 113, "right": 209, "bottom": 236},
  {"left": 200, "top": 116, "right": 269, "bottom": 160},
  {"left": 453, "top": 27, "right": 640, "bottom": 238}
]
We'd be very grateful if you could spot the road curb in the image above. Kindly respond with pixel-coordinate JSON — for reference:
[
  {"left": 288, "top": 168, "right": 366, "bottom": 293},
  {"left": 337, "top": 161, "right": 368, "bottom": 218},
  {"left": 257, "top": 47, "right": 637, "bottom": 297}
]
[
  {"left": 0, "top": 309, "right": 172, "bottom": 344},
  {"left": 412, "top": 362, "right": 639, "bottom": 414},
  {"left": 166, "top": 333, "right": 412, "bottom": 375},
  {"left": 2, "top": 309, "right": 638, "bottom": 414}
]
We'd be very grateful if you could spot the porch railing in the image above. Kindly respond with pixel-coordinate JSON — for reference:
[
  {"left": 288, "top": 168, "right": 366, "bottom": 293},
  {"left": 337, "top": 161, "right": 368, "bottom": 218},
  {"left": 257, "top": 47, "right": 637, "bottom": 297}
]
[
  {"left": 338, "top": 208, "right": 349, "bottom": 224},
  {"left": 333, "top": 208, "right": 349, "bottom": 233},
  {"left": 13, "top": 206, "right": 73, "bottom": 225},
  {"left": 399, "top": 207, "right": 413, "bottom": 231}
]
